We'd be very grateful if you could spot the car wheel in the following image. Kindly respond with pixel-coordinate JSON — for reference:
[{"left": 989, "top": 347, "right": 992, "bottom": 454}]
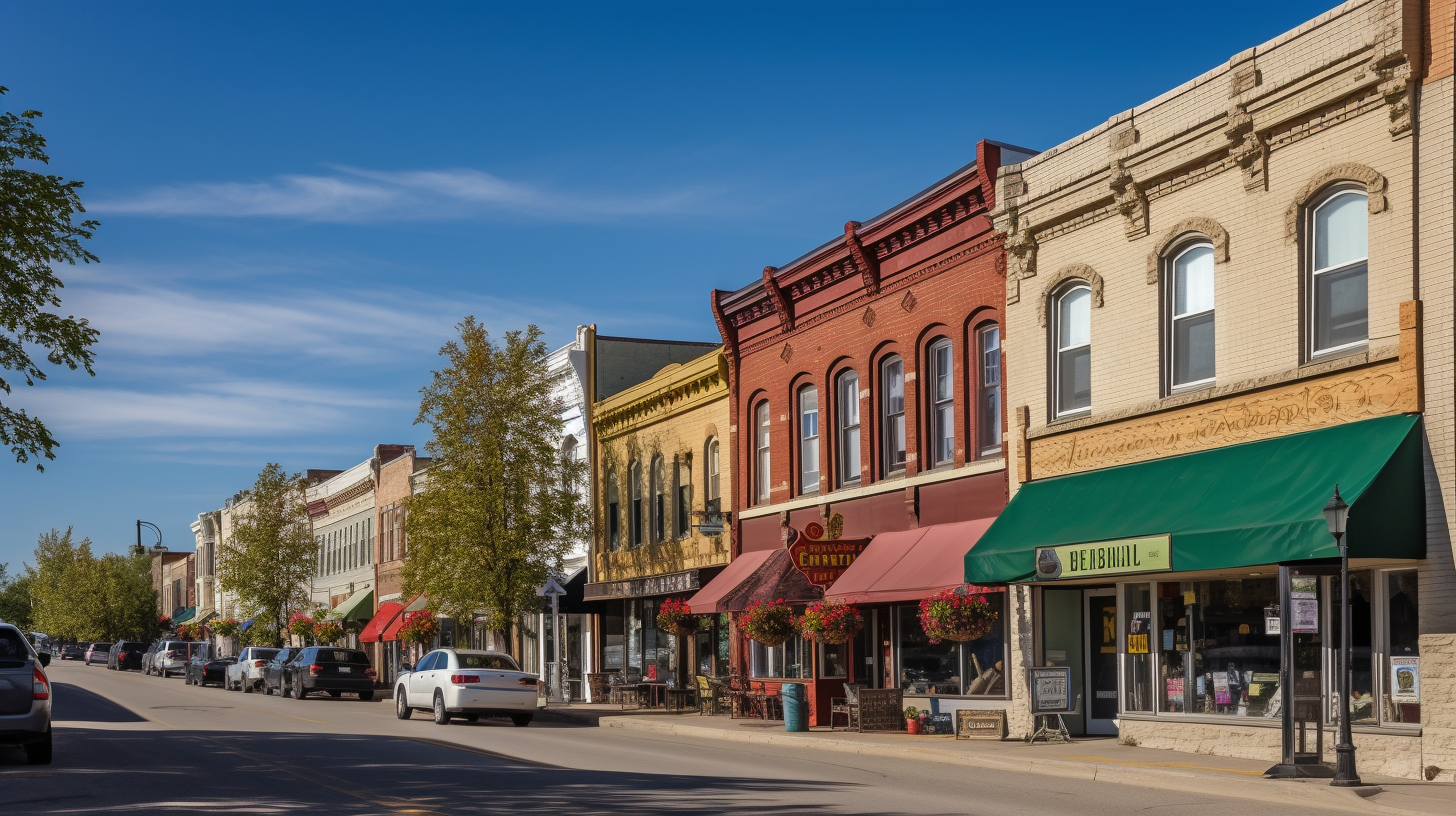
[
  {"left": 265, "top": 682, "right": 273, "bottom": 696},
  {"left": 161, "top": 669, "right": 169, "bottom": 679},
  {"left": 395, "top": 690, "right": 411, "bottom": 719},
  {"left": 328, "top": 690, "right": 341, "bottom": 698},
  {"left": 433, "top": 692, "right": 451, "bottom": 725},
  {"left": 464, "top": 714, "right": 480, "bottom": 722},
  {"left": 359, "top": 690, "right": 374, "bottom": 702},
  {"left": 24, "top": 726, "right": 52, "bottom": 765},
  {"left": 510, "top": 713, "right": 533, "bottom": 727},
  {"left": 242, "top": 679, "right": 252, "bottom": 694},
  {"left": 294, "top": 677, "right": 306, "bottom": 700}
]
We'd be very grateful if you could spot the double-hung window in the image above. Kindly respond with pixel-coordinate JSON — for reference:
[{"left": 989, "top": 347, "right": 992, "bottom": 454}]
[
  {"left": 754, "top": 402, "right": 771, "bottom": 504},
  {"left": 978, "top": 326, "right": 1002, "bottom": 454},
  {"left": 651, "top": 455, "right": 665, "bottom": 543},
  {"left": 705, "top": 438, "right": 720, "bottom": 514},
  {"left": 606, "top": 469, "right": 619, "bottom": 550},
  {"left": 675, "top": 458, "right": 690, "bottom": 538},
  {"left": 629, "top": 460, "right": 642, "bottom": 546},
  {"left": 881, "top": 356, "right": 906, "bottom": 474},
  {"left": 1310, "top": 189, "right": 1369, "bottom": 356},
  {"left": 799, "top": 385, "right": 820, "bottom": 494},
  {"left": 1169, "top": 242, "right": 1215, "bottom": 389},
  {"left": 928, "top": 340, "right": 954, "bottom": 467},
  {"left": 1053, "top": 285, "right": 1092, "bottom": 416},
  {"left": 836, "top": 371, "right": 861, "bottom": 487}
]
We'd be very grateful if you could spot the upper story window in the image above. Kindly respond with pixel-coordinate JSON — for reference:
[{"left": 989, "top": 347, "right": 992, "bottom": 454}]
[
  {"left": 629, "top": 460, "right": 643, "bottom": 546},
  {"left": 836, "top": 370, "right": 861, "bottom": 487},
  {"left": 606, "top": 468, "right": 620, "bottom": 550},
  {"left": 1169, "top": 242, "right": 1216, "bottom": 390},
  {"left": 928, "top": 339, "right": 954, "bottom": 467},
  {"left": 1309, "top": 188, "right": 1369, "bottom": 356},
  {"left": 881, "top": 356, "right": 906, "bottom": 475},
  {"left": 754, "top": 401, "right": 771, "bottom": 504},
  {"left": 705, "top": 437, "right": 720, "bottom": 512},
  {"left": 978, "top": 326, "right": 1002, "bottom": 455},
  {"left": 1053, "top": 285, "right": 1092, "bottom": 416},
  {"left": 650, "top": 455, "right": 666, "bottom": 543},
  {"left": 675, "top": 457, "right": 691, "bottom": 538},
  {"left": 798, "top": 385, "right": 820, "bottom": 494}
]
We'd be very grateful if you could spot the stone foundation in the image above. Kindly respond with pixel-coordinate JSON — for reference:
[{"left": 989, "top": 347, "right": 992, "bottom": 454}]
[{"left": 1117, "top": 718, "right": 1424, "bottom": 780}]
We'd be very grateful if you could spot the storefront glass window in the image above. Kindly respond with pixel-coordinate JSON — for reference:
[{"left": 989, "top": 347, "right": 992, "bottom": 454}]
[
  {"left": 1123, "top": 583, "right": 1153, "bottom": 712},
  {"left": 717, "top": 612, "right": 731, "bottom": 670},
  {"left": 820, "top": 641, "right": 848, "bottom": 679},
  {"left": 750, "top": 637, "right": 809, "bottom": 679},
  {"left": 895, "top": 596, "right": 1007, "bottom": 697},
  {"left": 626, "top": 600, "right": 643, "bottom": 677},
  {"left": 963, "top": 593, "right": 1007, "bottom": 696},
  {"left": 602, "top": 608, "right": 624, "bottom": 670},
  {"left": 1386, "top": 570, "right": 1420, "bottom": 724},
  {"left": 1158, "top": 578, "right": 1279, "bottom": 716},
  {"left": 1330, "top": 571, "right": 1376, "bottom": 724}
]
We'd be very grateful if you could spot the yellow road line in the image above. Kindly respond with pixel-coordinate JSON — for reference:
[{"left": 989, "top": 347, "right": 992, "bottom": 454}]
[
  {"left": 1064, "top": 755, "right": 1265, "bottom": 776},
  {"left": 275, "top": 713, "right": 330, "bottom": 725}
]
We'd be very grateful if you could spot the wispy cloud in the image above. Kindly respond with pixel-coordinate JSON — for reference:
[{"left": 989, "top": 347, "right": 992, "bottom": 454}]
[{"left": 90, "top": 165, "right": 721, "bottom": 223}]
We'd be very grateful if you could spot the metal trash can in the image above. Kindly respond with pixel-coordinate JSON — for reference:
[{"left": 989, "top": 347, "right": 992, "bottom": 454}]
[{"left": 782, "top": 682, "right": 808, "bottom": 732}]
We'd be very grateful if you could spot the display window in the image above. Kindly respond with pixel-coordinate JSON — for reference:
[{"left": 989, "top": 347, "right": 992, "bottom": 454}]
[
  {"left": 751, "top": 637, "right": 810, "bottom": 679},
  {"left": 1328, "top": 568, "right": 1420, "bottom": 726},
  {"left": 892, "top": 595, "right": 1007, "bottom": 698}
]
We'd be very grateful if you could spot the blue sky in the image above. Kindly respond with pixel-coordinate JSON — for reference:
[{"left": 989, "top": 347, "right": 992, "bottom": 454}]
[{"left": 0, "top": 0, "right": 1339, "bottom": 569}]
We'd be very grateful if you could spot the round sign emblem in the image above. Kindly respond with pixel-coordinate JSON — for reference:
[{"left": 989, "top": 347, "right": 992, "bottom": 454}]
[
  {"left": 805, "top": 521, "right": 825, "bottom": 540},
  {"left": 1036, "top": 548, "right": 1062, "bottom": 580}
]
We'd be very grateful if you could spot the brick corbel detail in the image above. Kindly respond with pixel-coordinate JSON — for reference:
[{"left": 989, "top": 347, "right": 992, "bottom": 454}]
[
  {"left": 1401, "top": 299, "right": 1422, "bottom": 411},
  {"left": 1283, "top": 164, "right": 1389, "bottom": 242},
  {"left": 845, "top": 221, "right": 880, "bottom": 296},
  {"left": 1146, "top": 217, "right": 1231, "bottom": 285},
  {"left": 762, "top": 266, "right": 793, "bottom": 332},
  {"left": 1037, "top": 264, "right": 1105, "bottom": 327}
]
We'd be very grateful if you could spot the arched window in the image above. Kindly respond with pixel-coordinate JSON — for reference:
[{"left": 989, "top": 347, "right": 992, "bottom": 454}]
[
  {"left": 798, "top": 384, "right": 820, "bottom": 494},
  {"left": 651, "top": 455, "right": 666, "bottom": 543},
  {"left": 1053, "top": 285, "right": 1092, "bottom": 416},
  {"left": 629, "top": 460, "right": 643, "bottom": 546},
  {"left": 705, "top": 437, "right": 720, "bottom": 513},
  {"left": 836, "top": 370, "right": 861, "bottom": 487},
  {"left": 927, "top": 339, "right": 954, "bottom": 467},
  {"left": 754, "top": 401, "right": 771, "bottom": 504},
  {"left": 977, "top": 326, "right": 1002, "bottom": 455},
  {"left": 881, "top": 355, "right": 906, "bottom": 474},
  {"left": 1309, "top": 188, "right": 1369, "bottom": 356},
  {"left": 1167, "top": 242, "right": 1215, "bottom": 389},
  {"left": 606, "top": 468, "right": 619, "bottom": 550},
  {"left": 675, "top": 456, "right": 691, "bottom": 538}
]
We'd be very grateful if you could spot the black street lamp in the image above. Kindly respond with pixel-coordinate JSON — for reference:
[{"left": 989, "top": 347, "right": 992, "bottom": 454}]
[
  {"left": 131, "top": 520, "right": 166, "bottom": 557},
  {"left": 1324, "top": 486, "right": 1361, "bottom": 788}
]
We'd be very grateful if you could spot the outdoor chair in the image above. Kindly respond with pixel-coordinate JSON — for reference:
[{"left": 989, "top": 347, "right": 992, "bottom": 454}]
[
  {"left": 829, "top": 683, "right": 863, "bottom": 731},
  {"left": 696, "top": 675, "right": 729, "bottom": 716}
]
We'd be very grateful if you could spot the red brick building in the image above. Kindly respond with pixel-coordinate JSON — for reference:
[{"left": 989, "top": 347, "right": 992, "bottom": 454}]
[{"left": 703, "top": 139, "right": 1032, "bottom": 726}]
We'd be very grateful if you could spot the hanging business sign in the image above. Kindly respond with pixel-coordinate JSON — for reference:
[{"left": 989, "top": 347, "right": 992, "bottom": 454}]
[
  {"left": 1033, "top": 534, "right": 1170, "bottom": 581},
  {"left": 785, "top": 524, "right": 871, "bottom": 589}
]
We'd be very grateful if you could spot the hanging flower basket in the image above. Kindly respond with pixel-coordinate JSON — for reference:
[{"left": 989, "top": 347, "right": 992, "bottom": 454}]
[
  {"left": 313, "top": 617, "right": 345, "bottom": 644},
  {"left": 918, "top": 588, "right": 998, "bottom": 644},
  {"left": 740, "top": 599, "right": 796, "bottom": 647},
  {"left": 655, "top": 598, "right": 698, "bottom": 636},
  {"left": 288, "top": 612, "right": 315, "bottom": 639},
  {"left": 798, "top": 599, "right": 863, "bottom": 644},
  {"left": 397, "top": 610, "right": 439, "bottom": 645},
  {"left": 175, "top": 623, "right": 199, "bottom": 641},
  {"left": 158, "top": 615, "right": 172, "bottom": 630},
  {"left": 212, "top": 618, "right": 241, "bottom": 639}
]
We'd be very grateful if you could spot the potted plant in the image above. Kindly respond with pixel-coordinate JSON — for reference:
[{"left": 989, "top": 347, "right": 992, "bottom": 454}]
[
  {"left": 288, "top": 612, "right": 315, "bottom": 641},
  {"left": 797, "top": 599, "right": 863, "bottom": 644},
  {"left": 918, "top": 588, "right": 999, "bottom": 644},
  {"left": 313, "top": 617, "right": 345, "bottom": 644},
  {"left": 904, "top": 706, "right": 922, "bottom": 734},
  {"left": 740, "top": 599, "right": 796, "bottom": 647},
  {"left": 655, "top": 598, "right": 698, "bottom": 636},
  {"left": 397, "top": 610, "right": 439, "bottom": 645}
]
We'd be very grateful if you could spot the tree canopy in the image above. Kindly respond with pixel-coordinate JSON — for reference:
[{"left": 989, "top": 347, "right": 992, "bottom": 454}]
[
  {"left": 404, "top": 319, "right": 587, "bottom": 648},
  {"left": 0, "top": 87, "right": 100, "bottom": 470},
  {"left": 216, "top": 463, "right": 316, "bottom": 647},
  {"left": 25, "top": 528, "right": 158, "bottom": 641},
  {"left": 0, "top": 563, "right": 33, "bottom": 628}
]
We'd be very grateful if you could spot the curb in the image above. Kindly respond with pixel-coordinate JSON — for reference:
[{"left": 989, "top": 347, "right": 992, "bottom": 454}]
[{"left": 604, "top": 717, "right": 1410, "bottom": 815}]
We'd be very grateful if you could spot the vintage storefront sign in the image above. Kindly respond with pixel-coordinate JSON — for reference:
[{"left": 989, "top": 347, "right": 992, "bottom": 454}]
[
  {"left": 1033, "top": 535, "right": 1170, "bottom": 581},
  {"left": 786, "top": 525, "right": 872, "bottom": 589},
  {"left": 583, "top": 569, "right": 699, "bottom": 600},
  {"left": 1028, "top": 667, "right": 1073, "bottom": 714},
  {"left": 1027, "top": 360, "right": 1418, "bottom": 479},
  {"left": 956, "top": 709, "right": 1007, "bottom": 740}
]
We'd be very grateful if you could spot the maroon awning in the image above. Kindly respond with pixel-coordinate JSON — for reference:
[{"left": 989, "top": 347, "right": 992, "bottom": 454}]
[
  {"left": 687, "top": 549, "right": 821, "bottom": 613},
  {"left": 824, "top": 518, "right": 1002, "bottom": 605}
]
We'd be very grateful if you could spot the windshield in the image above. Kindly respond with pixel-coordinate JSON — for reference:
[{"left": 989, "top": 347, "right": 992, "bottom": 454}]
[
  {"left": 0, "top": 630, "right": 32, "bottom": 661},
  {"left": 457, "top": 654, "right": 520, "bottom": 671},
  {"left": 251, "top": 649, "right": 280, "bottom": 660}
]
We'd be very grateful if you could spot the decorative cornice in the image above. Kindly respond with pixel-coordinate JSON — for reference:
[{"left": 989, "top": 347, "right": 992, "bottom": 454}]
[
  {"left": 1108, "top": 159, "right": 1148, "bottom": 239},
  {"left": 594, "top": 358, "right": 728, "bottom": 438},
  {"left": 1283, "top": 162, "right": 1389, "bottom": 241},
  {"left": 845, "top": 221, "right": 880, "bottom": 296},
  {"left": 1224, "top": 102, "right": 1267, "bottom": 192},
  {"left": 1037, "top": 264, "right": 1105, "bottom": 328},
  {"left": 762, "top": 266, "right": 793, "bottom": 332},
  {"left": 1146, "top": 217, "right": 1231, "bottom": 285}
]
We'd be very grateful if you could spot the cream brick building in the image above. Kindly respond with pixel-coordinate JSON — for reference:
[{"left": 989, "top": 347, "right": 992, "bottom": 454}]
[{"left": 965, "top": 0, "right": 1455, "bottom": 780}]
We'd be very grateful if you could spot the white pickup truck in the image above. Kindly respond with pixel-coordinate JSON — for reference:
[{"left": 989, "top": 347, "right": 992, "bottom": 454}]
[{"left": 225, "top": 646, "right": 281, "bottom": 692}]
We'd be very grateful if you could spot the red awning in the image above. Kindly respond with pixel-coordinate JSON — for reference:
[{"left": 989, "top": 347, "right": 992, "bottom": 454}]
[
  {"left": 687, "top": 550, "right": 773, "bottom": 614},
  {"left": 380, "top": 594, "right": 428, "bottom": 641},
  {"left": 359, "top": 601, "right": 404, "bottom": 643},
  {"left": 687, "top": 548, "right": 821, "bottom": 613},
  {"left": 824, "top": 518, "right": 1002, "bottom": 605}
]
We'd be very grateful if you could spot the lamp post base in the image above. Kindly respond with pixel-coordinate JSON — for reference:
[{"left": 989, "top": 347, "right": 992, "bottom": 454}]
[{"left": 1332, "top": 742, "right": 1362, "bottom": 787}]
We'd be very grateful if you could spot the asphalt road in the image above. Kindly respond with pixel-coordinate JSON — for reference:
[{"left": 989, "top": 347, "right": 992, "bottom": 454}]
[{"left": 2, "top": 661, "right": 1354, "bottom": 815}]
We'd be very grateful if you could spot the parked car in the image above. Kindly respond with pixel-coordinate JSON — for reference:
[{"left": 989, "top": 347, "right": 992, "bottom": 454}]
[
  {"left": 225, "top": 647, "right": 280, "bottom": 693},
  {"left": 0, "top": 621, "right": 52, "bottom": 764},
  {"left": 261, "top": 648, "right": 298, "bottom": 695},
  {"left": 187, "top": 653, "right": 234, "bottom": 687},
  {"left": 83, "top": 642, "right": 112, "bottom": 665},
  {"left": 151, "top": 640, "right": 205, "bottom": 678},
  {"left": 59, "top": 644, "right": 86, "bottom": 661},
  {"left": 278, "top": 647, "right": 375, "bottom": 701},
  {"left": 107, "top": 642, "right": 149, "bottom": 671},
  {"left": 394, "top": 649, "right": 540, "bottom": 726}
]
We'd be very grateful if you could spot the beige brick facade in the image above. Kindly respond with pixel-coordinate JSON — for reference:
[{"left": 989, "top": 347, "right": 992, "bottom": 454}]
[{"left": 988, "top": 0, "right": 1450, "bottom": 778}]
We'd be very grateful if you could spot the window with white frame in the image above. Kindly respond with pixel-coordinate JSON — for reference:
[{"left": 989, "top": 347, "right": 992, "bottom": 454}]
[
  {"left": 754, "top": 401, "right": 771, "bottom": 504},
  {"left": 978, "top": 326, "right": 1001, "bottom": 455},
  {"left": 705, "top": 437, "right": 720, "bottom": 510},
  {"left": 799, "top": 385, "right": 820, "bottom": 494},
  {"left": 750, "top": 637, "right": 810, "bottom": 679},
  {"left": 1309, "top": 188, "right": 1369, "bottom": 356},
  {"left": 928, "top": 339, "right": 954, "bottom": 467},
  {"left": 1053, "top": 285, "right": 1092, "bottom": 416},
  {"left": 881, "top": 355, "right": 906, "bottom": 474},
  {"left": 1168, "top": 241, "right": 1216, "bottom": 389},
  {"left": 836, "top": 371, "right": 861, "bottom": 487}
]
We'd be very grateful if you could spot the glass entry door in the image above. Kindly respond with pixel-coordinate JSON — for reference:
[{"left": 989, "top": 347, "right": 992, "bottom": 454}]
[{"left": 1084, "top": 589, "right": 1119, "bottom": 735}]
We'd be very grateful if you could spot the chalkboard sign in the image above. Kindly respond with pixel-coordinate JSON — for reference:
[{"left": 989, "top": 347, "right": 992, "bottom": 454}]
[
  {"left": 1028, "top": 666, "right": 1074, "bottom": 714},
  {"left": 856, "top": 688, "right": 905, "bottom": 733},
  {"left": 956, "top": 709, "right": 1007, "bottom": 740}
]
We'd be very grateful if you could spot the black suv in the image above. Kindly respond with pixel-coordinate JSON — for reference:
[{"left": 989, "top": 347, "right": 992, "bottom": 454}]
[
  {"left": 108, "top": 641, "right": 149, "bottom": 671},
  {"left": 281, "top": 647, "right": 375, "bottom": 701},
  {"left": 262, "top": 648, "right": 297, "bottom": 695}
]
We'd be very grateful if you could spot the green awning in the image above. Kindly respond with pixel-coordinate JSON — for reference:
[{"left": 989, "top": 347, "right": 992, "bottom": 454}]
[
  {"left": 172, "top": 607, "right": 196, "bottom": 624},
  {"left": 331, "top": 588, "right": 375, "bottom": 623},
  {"left": 965, "top": 415, "right": 1425, "bottom": 584}
]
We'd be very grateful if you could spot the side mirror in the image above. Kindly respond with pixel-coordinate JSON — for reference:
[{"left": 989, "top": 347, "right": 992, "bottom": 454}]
[
  {"left": 400, "top": 663, "right": 413, "bottom": 673},
  {"left": 38, "top": 653, "right": 51, "bottom": 667}
]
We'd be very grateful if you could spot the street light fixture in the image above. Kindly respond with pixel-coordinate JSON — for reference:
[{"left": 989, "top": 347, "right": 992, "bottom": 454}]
[
  {"left": 132, "top": 520, "right": 166, "bottom": 557},
  {"left": 1323, "top": 485, "right": 1361, "bottom": 788}
]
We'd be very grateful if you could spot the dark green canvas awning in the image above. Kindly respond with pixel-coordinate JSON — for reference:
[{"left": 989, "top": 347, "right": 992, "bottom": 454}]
[{"left": 965, "top": 415, "right": 1425, "bottom": 584}]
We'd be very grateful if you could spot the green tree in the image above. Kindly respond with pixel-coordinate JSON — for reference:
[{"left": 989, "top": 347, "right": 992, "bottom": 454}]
[
  {"left": 26, "top": 527, "right": 99, "bottom": 640},
  {"left": 216, "top": 464, "right": 315, "bottom": 647},
  {"left": 404, "top": 320, "right": 587, "bottom": 652},
  {"left": 0, "top": 563, "right": 33, "bottom": 628},
  {"left": 1, "top": 87, "right": 101, "bottom": 470},
  {"left": 93, "top": 552, "right": 159, "bottom": 641}
]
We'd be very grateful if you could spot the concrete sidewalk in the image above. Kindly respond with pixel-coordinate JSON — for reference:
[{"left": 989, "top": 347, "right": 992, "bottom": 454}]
[{"left": 559, "top": 706, "right": 1456, "bottom": 815}]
